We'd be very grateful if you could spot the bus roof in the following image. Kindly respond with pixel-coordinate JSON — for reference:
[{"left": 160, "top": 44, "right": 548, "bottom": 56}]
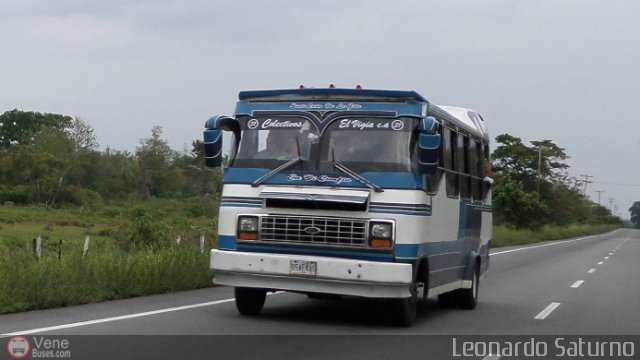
[
  {"left": 238, "top": 88, "right": 429, "bottom": 103},
  {"left": 435, "top": 105, "right": 489, "bottom": 140}
]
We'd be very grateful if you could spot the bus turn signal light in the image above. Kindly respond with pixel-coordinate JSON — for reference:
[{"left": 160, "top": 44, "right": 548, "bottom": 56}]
[
  {"left": 370, "top": 239, "right": 392, "bottom": 248},
  {"left": 238, "top": 232, "right": 258, "bottom": 240}
]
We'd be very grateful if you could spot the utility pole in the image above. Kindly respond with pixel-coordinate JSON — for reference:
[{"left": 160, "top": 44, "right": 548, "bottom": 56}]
[
  {"left": 536, "top": 144, "right": 546, "bottom": 196},
  {"left": 580, "top": 174, "right": 593, "bottom": 195},
  {"left": 594, "top": 190, "right": 604, "bottom": 205},
  {"left": 609, "top": 197, "right": 615, "bottom": 214}
]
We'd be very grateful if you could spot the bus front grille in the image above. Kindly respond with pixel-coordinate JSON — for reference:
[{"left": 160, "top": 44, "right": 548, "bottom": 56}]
[{"left": 260, "top": 216, "right": 367, "bottom": 246}]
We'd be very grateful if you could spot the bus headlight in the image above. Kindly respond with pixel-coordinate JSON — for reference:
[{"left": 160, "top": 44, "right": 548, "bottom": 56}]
[
  {"left": 238, "top": 216, "right": 259, "bottom": 240},
  {"left": 369, "top": 222, "right": 393, "bottom": 248}
]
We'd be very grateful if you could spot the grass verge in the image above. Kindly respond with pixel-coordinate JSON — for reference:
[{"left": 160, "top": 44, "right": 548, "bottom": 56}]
[
  {"left": 0, "top": 246, "right": 212, "bottom": 314},
  {"left": 0, "top": 202, "right": 217, "bottom": 315},
  {"left": 492, "top": 223, "right": 621, "bottom": 248}
]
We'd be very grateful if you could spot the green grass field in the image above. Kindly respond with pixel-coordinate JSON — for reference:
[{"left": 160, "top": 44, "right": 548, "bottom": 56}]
[{"left": 0, "top": 203, "right": 217, "bottom": 314}]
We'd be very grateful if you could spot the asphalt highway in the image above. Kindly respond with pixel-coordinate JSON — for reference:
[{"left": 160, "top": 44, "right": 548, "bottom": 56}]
[{"left": 1, "top": 229, "right": 638, "bottom": 359}]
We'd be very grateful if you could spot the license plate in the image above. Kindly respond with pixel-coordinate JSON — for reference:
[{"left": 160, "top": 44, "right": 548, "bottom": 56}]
[{"left": 289, "top": 260, "right": 317, "bottom": 276}]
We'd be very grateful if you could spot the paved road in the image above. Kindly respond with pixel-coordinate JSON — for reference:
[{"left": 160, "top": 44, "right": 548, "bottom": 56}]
[{"left": 1, "top": 229, "right": 639, "bottom": 359}]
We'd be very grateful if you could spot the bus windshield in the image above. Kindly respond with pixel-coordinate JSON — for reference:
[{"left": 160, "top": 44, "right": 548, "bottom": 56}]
[
  {"left": 232, "top": 116, "right": 417, "bottom": 173},
  {"left": 319, "top": 117, "right": 416, "bottom": 173},
  {"left": 233, "top": 116, "right": 318, "bottom": 169}
]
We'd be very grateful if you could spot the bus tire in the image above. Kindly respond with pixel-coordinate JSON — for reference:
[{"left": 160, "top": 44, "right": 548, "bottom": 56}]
[
  {"left": 456, "top": 263, "right": 479, "bottom": 310},
  {"left": 437, "top": 291, "right": 457, "bottom": 308},
  {"left": 392, "top": 290, "right": 417, "bottom": 327},
  {"left": 235, "top": 287, "right": 267, "bottom": 316}
]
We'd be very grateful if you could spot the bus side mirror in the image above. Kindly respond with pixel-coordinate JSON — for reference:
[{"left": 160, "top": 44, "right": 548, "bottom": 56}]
[
  {"left": 418, "top": 116, "right": 439, "bottom": 133},
  {"left": 203, "top": 129, "right": 223, "bottom": 167},
  {"left": 417, "top": 116, "right": 440, "bottom": 174},
  {"left": 418, "top": 133, "right": 440, "bottom": 174},
  {"left": 203, "top": 115, "right": 240, "bottom": 168}
]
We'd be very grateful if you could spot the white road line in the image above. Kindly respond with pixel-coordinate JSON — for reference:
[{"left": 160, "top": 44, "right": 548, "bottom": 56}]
[
  {"left": 482, "top": 355, "right": 501, "bottom": 360},
  {"left": 491, "top": 235, "right": 595, "bottom": 256},
  {"left": 614, "top": 238, "right": 630, "bottom": 250},
  {"left": 1, "top": 292, "right": 283, "bottom": 337},
  {"left": 604, "top": 256, "right": 610, "bottom": 260},
  {"left": 0, "top": 298, "right": 234, "bottom": 337},
  {"left": 588, "top": 268, "right": 596, "bottom": 274},
  {"left": 598, "top": 261, "right": 604, "bottom": 265},
  {"left": 608, "top": 252, "right": 614, "bottom": 256},
  {"left": 535, "top": 302, "right": 561, "bottom": 320},
  {"left": 571, "top": 280, "right": 584, "bottom": 288}
]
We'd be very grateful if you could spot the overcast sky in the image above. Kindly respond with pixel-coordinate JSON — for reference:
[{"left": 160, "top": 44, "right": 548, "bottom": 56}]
[{"left": 1, "top": 1, "right": 639, "bottom": 218}]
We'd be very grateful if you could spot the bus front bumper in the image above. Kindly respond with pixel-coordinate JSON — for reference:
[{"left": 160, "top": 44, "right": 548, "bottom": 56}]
[{"left": 210, "top": 249, "right": 413, "bottom": 298}]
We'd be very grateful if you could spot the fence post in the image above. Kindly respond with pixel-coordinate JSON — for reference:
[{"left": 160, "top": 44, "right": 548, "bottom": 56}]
[
  {"left": 199, "top": 234, "right": 205, "bottom": 253},
  {"left": 33, "top": 235, "right": 42, "bottom": 260},
  {"left": 176, "top": 235, "right": 181, "bottom": 246},
  {"left": 58, "top": 239, "right": 63, "bottom": 260},
  {"left": 83, "top": 236, "right": 91, "bottom": 259}
]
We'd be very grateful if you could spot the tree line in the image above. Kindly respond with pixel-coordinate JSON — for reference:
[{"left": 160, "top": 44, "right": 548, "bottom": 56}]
[
  {"left": 0, "top": 110, "right": 220, "bottom": 210},
  {"left": 491, "top": 134, "right": 621, "bottom": 229},
  {"left": 0, "top": 109, "right": 626, "bottom": 229}
]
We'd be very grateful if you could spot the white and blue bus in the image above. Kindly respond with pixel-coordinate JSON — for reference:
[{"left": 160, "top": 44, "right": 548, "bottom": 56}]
[{"left": 204, "top": 87, "right": 492, "bottom": 326}]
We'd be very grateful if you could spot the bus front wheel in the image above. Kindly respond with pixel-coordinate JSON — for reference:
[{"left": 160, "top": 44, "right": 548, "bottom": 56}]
[
  {"left": 437, "top": 263, "right": 479, "bottom": 309},
  {"left": 456, "top": 263, "right": 479, "bottom": 309},
  {"left": 392, "top": 287, "right": 417, "bottom": 327},
  {"left": 234, "top": 287, "right": 267, "bottom": 316}
]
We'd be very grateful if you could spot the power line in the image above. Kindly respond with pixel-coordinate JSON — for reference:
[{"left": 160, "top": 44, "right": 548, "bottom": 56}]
[
  {"left": 580, "top": 174, "right": 593, "bottom": 195},
  {"left": 592, "top": 181, "right": 640, "bottom": 188}
]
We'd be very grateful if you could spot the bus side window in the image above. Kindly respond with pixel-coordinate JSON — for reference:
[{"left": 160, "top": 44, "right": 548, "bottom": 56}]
[
  {"left": 482, "top": 144, "right": 492, "bottom": 201},
  {"left": 426, "top": 125, "right": 444, "bottom": 194},
  {"left": 471, "top": 139, "right": 483, "bottom": 201},
  {"left": 445, "top": 127, "right": 458, "bottom": 198},
  {"left": 458, "top": 134, "right": 471, "bottom": 199}
]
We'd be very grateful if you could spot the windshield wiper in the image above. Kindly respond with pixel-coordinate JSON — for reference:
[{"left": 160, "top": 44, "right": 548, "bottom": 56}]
[
  {"left": 331, "top": 148, "right": 383, "bottom": 192},
  {"left": 333, "top": 161, "right": 384, "bottom": 193},
  {"left": 252, "top": 157, "right": 303, "bottom": 187}
]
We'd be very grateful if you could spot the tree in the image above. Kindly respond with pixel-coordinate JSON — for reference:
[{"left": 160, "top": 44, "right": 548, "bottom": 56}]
[
  {"left": 492, "top": 174, "right": 549, "bottom": 230},
  {"left": 136, "top": 126, "right": 179, "bottom": 199},
  {"left": 0, "top": 110, "right": 72, "bottom": 148},
  {"left": 68, "top": 116, "right": 98, "bottom": 151},
  {"left": 492, "top": 134, "right": 569, "bottom": 193},
  {"left": 630, "top": 201, "right": 640, "bottom": 229},
  {"left": 26, "top": 116, "right": 101, "bottom": 207}
]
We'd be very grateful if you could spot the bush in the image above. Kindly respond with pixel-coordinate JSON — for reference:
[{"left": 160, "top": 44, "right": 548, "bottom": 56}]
[
  {"left": 184, "top": 194, "right": 219, "bottom": 218},
  {"left": 493, "top": 175, "right": 548, "bottom": 230},
  {"left": 116, "top": 207, "right": 171, "bottom": 250},
  {"left": 0, "top": 185, "right": 29, "bottom": 204},
  {"left": 71, "top": 187, "right": 104, "bottom": 209}
]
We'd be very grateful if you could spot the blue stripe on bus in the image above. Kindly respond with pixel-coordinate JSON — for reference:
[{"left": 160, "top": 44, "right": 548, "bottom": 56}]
[
  {"left": 223, "top": 168, "right": 424, "bottom": 190},
  {"left": 236, "top": 243, "right": 394, "bottom": 262},
  {"left": 218, "top": 235, "right": 393, "bottom": 261},
  {"left": 221, "top": 236, "right": 468, "bottom": 261},
  {"left": 220, "top": 203, "right": 262, "bottom": 208},
  {"left": 395, "top": 240, "right": 465, "bottom": 259},
  {"left": 369, "top": 209, "right": 431, "bottom": 217},
  {"left": 218, "top": 235, "right": 237, "bottom": 250}
]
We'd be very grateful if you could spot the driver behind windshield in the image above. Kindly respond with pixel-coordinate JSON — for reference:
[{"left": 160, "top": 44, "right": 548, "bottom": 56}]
[{"left": 256, "top": 130, "right": 298, "bottom": 160}]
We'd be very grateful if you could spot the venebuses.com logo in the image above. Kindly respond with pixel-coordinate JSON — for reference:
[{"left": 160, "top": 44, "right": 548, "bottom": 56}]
[
  {"left": 6, "top": 336, "right": 30, "bottom": 359},
  {"left": 5, "top": 336, "right": 72, "bottom": 359}
]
